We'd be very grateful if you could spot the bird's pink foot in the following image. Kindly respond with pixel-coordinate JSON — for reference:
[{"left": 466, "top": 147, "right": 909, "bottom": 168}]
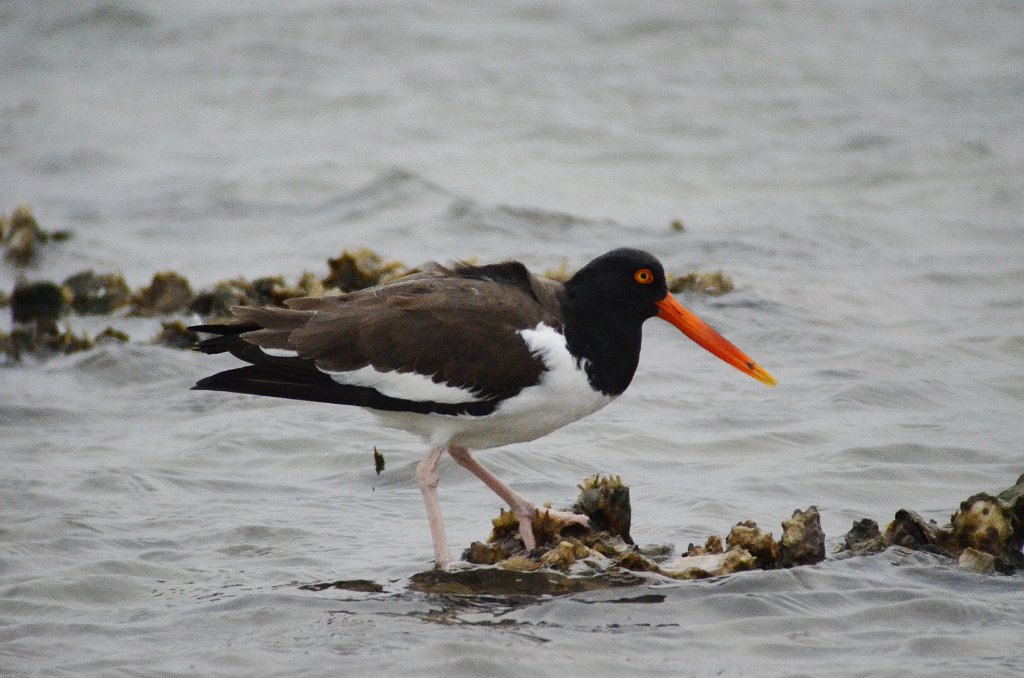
[{"left": 536, "top": 507, "right": 591, "bottom": 529}]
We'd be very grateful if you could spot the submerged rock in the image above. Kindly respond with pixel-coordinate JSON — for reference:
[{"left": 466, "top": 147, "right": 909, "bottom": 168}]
[
  {"left": 408, "top": 565, "right": 646, "bottom": 596},
  {"left": 299, "top": 579, "right": 384, "bottom": 593}
]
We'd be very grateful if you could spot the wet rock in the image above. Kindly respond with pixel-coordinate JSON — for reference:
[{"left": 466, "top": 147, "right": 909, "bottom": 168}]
[
  {"left": 840, "top": 518, "right": 884, "bottom": 556},
  {"left": 958, "top": 547, "right": 996, "bottom": 575},
  {"left": 10, "top": 281, "right": 70, "bottom": 323},
  {"left": 615, "top": 551, "right": 660, "bottom": 573},
  {"left": 323, "top": 248, "right": 406, "bottom": 292},
  {"left": 882, "top": 509, "right": 943, "bottom": 551},
  {"left": 661, "top": 548, "right": 757, "bottom": 580},
  {"left": 938, "top": 479, "right": 1024, "bottom": 573},
  {"left": 132, "top": 271, "right": 193, "bottom": 315},
  {"left": 154, "top": 320, "right": 199, "bottom": 349},
  {"left": 842, "top": 475, "right": 1024, "bottom": 573},
  {"left": 686, "top": 535, "right": 724, "bottom": 556},
  {"left": 572, "top": 474, "right": 632, "bottom": 543},
  {"left": 495, "top": 555, "right": 542, "bottom": 572},
  {"left": 484, "top": 503, "right": 587, "bottom": 555},
  {"left": 720, "top": 548, "right": 758, "bottom": 574},
  {"left": 63, "top": 270, "right": 132, "bottom": 314},
  {"left": 661, "top": 552, "right": 726, "bottom": 579},
  {"left": 727, "top": 520, "right": 779, "bottom": 569},
  {"left": 538, "top": 539, "right": 594, "bottom": 571},
  {"left": 667, "top": 270, "right": 734, "bottom": 296},
  {"left": 941, "top": 493, "right": 1012, "bottom": 556},
  {"left": 462, "top": 541, "right": 510, "bottom": 565},
  {"left": 779, "top": 506, "right": 826, "bottom": 567}
]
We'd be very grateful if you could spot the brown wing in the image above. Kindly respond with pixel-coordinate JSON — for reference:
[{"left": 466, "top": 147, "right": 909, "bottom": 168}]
[{"left": 232, "top": 262, "right": 566, "bottom": 404}]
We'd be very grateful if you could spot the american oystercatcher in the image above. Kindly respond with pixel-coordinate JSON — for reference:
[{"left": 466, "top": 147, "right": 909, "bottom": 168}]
[{"left": 190, "top": 248, "right": 776, "bottom": 567}]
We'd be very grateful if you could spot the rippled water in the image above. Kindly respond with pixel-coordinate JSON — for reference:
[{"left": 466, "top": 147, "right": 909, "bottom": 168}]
[{"left": 3, "top": 1, "right": 1024, "bottom": 676}]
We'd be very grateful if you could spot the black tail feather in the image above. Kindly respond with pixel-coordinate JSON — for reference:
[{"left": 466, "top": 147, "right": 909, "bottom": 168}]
[
  {"left": 192, "top": 365, "right": 497, "bottom": 415},
  {"left": 189, "top": 321, "right": 261, "bottom": 354}
]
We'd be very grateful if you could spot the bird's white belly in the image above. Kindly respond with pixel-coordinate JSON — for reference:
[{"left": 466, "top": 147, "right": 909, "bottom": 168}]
[{"left": 371, "top": 323, "right": 616, "bottom": 449}]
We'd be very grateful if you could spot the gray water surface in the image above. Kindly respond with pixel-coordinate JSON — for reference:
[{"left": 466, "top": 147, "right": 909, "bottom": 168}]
[{"left": 3, "top": 2, "right": 1024, "bottom": 676}]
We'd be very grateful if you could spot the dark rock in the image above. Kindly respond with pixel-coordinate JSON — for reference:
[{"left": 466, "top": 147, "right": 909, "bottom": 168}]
[
  {"left": 11, "top": 281, "right": 69, "bottom": 323},
  {"left": 841, "top": 518, "right": 884, "bottom": 555},
  {"left": 408, "top": 566, "right": 645, "bottom": 597},
  {"left": 299, "top": 579, "right": 384, "bottom": 593}
]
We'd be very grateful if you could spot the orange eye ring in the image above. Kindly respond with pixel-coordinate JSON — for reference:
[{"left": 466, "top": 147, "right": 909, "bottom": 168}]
[{"left": 634, "top": 268, "right": 654, "bottom": 285}]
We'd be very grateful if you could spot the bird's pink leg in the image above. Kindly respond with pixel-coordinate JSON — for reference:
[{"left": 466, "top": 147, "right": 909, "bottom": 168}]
[
  {"left": 447, "top": 445, "right": 589, "bottom": 550},
  {"left": 417, "top": 446, "right": 452, "bottom": 568}
]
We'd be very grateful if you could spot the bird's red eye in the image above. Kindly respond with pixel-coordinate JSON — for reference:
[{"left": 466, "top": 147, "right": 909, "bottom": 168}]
[{"left": 634, "top": 268, "right": 654, "bottom": 285}]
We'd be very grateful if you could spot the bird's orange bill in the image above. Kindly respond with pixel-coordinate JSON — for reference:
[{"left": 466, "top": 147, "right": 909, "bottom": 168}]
[{"left": 655, "top": 293, "right": 777, "bottom": 387}]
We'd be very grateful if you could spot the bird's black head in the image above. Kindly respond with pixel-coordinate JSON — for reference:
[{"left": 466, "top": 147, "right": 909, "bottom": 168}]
[
  {"left": 564, "top": 248, "right": 668, "bottom": 322},
  {"left": 563, "top": 247, "right": 777, "bottom": 394}
]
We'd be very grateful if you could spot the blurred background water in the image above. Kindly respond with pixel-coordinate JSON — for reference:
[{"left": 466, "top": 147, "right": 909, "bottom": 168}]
[{"left": 2, "top": 1, "right": 1023, "bottom": 676}]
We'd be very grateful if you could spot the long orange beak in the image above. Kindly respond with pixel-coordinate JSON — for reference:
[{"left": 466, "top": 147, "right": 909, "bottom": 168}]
[{"left": 655, "top": 293, "right": 777, "bottom": 387}]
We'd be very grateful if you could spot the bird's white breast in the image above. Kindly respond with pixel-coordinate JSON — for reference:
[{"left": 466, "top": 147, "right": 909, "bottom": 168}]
[{"left": 372, "top": 323, "right": 615, "bottom": 449}]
